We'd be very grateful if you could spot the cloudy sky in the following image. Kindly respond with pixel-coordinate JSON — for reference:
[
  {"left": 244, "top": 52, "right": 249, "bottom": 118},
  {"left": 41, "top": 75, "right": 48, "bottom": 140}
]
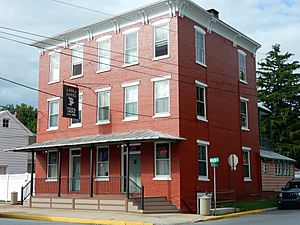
[{"left": 0, "top": 0, "right": 299, "bottom": 108}]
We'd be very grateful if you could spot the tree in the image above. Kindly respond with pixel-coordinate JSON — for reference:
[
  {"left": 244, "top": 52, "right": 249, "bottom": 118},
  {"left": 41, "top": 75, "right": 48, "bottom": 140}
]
[
  {"left": 1, "top": 103, "right": 37, "bottom": 133},
  {"left": 257, "top": 44, "right": 300, "bottom": 167}
]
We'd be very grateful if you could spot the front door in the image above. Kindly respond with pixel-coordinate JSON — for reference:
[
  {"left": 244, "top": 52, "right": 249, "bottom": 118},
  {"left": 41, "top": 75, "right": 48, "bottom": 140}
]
[{"left": 70, "top": 149, "right": 81, "bottom": 191}]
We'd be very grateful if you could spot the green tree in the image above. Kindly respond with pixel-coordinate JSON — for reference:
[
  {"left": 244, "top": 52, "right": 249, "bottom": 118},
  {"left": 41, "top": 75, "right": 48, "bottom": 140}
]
[
  {"left": 257, "top": 44, "right": 300, "bottom": 166},
  {"left": 1, "top": 103, "right": 37, "bottom": 133}
]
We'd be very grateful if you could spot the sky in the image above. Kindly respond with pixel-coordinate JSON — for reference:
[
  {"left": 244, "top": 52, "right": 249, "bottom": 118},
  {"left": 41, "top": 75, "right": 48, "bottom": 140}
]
[{"left": 0, "top": 0, "right": 299, "bottom": 108}]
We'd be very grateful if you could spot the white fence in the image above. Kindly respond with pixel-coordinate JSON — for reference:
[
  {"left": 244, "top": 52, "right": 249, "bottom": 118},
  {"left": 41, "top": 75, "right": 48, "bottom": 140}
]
[{"left": 0, "top": 173, "right": 35, "bottom": 202}]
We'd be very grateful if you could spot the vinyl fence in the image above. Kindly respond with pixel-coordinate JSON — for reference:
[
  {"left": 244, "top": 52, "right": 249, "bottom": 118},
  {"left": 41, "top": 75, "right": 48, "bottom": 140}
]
[{"left": 0, "top": 173, "right": 35, "bottom": 202}]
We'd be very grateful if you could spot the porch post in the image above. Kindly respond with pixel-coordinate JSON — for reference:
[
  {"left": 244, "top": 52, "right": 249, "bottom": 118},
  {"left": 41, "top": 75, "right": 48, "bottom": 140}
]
[
  {"left": 126, "top": 142, "right": 130, "bottom": 199},
  {"left": 57, "top": 149, "right": 62, "bottom": 197},
  {"left": 89, "top": 145, "right": 94, "bottom": 198},
  {"left": 30, "top": 150, "right": 34, "bottom": 196}
]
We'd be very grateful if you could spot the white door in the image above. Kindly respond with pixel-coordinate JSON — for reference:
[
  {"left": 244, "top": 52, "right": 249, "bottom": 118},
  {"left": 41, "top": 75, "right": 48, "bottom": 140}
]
[
  {"left": 129, "top": 154, "right": 141, "bottom": 192},
  {"left": 69, "top": 149, "right": 81, "bottom": 191}
]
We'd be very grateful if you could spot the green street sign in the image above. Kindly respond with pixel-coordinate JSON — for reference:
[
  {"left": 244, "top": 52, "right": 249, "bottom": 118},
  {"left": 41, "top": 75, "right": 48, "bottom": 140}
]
[{"left": 210, "top": 157, "right": 219, "bottom": 163}]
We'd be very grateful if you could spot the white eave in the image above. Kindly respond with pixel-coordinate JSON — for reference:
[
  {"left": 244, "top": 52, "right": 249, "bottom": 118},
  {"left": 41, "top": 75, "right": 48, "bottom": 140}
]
[{"left": 32, "top": 0, "right": 261, "bottom": 55}]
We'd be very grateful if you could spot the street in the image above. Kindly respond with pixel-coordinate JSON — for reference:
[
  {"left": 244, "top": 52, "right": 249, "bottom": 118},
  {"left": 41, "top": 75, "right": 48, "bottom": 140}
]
[{"left": 0, "top": 218, "right": 81, "bottom": 225}]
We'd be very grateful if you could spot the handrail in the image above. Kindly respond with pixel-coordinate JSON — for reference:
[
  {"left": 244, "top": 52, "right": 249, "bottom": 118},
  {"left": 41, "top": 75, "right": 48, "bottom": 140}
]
[
  {"left": 128, "top": 178, "right": 144, "bottom": 210},
  {"left": 21, "top": 179, "right": 32, "bottom": 205}
]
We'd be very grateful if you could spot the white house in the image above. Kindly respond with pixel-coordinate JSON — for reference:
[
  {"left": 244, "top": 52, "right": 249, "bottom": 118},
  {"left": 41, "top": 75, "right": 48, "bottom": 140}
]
[{"left": 0, "top": 110, "right": 35, "bottom": 174}]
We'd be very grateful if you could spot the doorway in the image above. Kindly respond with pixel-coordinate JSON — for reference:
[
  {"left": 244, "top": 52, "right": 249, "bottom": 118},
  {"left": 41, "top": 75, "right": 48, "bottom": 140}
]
[{"left": 69, "top": 149, "right": 81, "bottom": 191}]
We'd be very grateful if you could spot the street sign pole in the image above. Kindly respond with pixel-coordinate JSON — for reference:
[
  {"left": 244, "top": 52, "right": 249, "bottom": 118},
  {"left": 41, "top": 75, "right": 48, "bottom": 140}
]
[{"left": 213, "top": 166, "right": 217, "bottom": 215}]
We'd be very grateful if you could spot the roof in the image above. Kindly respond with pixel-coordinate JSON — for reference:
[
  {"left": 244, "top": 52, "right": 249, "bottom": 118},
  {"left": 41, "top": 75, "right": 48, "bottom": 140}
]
[
  {"left": 4, "top": 130, "right": 185, "bottom": 152},
  {"left": 260, "top": 149, "right": 296, "bottom": 162},
  {"left": 258, "top": 102, "right": 272, "bottom": 114}
]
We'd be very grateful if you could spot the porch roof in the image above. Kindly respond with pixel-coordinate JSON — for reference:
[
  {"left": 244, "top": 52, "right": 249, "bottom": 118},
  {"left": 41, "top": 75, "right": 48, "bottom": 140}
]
[
  {"left": 260, "top": 149, "right": 296, "bottom": 162},
  {"left": 4, "top": 130, "right": 185, "bottom": 152}
]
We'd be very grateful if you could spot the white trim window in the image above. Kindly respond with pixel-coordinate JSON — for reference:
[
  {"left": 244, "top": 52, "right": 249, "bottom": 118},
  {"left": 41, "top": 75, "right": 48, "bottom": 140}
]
[
  {"left": 71, "top": 45, "right": 83, "bottom": 77},
  {"left": 243, "top": 147, "right": 251, "bottom": 181},
  {"left": 196, "top": 81, "right": 207, "bottom": 121},
  {"left": 97, "top": 89, "right": 110, "bottom": 124},
  {"left": 2, "top": 118, "right": 9, "bottom": 128},
  {"left": 70, "top": 93, "right": 83, "bottom": 126},
  {"left": 154, "top": 79, "right": 170, "bottom": 116},
  {"left": 238, "top": 50, "right": 247, "bottom": 83},
  {"left": 96, "top": 147, "right": 109, "bottom": 178},
  {"left": 97, "top": 37, "right": 111, "bottom": 72},
  {"left": 47, "top": 151, "right": 57, "bottom": 179},
  {"left": 263, "top": 162, "right": 268, "bottom": 173},
  {"left": 154, "top": 143, "right": 171, "bottom": 179},
  {"left": 48, "top": 98, "right": 59, "bottom": 129},
  {"left": 49, "top": 51, "right": 60, "bottom": 83},
  {"left": 124, "top": 85, "right": 138, "bottom": 120},
  {"left": 198, "top": 140, "right": 209, "bottom": 181},
  {"left": 154, "top": 22, "right": 169, "bottom": 58},
  {"left": 240, "top": 97, "right": 249, "bottom": 130},
  {"left": 194, "top": 26, "right": 206, "bottom": 65},
  {"left": 124, "top": 31, "right": 138, "bottom": 65}
]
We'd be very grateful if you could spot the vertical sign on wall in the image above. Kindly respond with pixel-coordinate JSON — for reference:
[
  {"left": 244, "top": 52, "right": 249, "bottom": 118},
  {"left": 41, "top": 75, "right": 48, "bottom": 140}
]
[{"left": 62, "top": 84, "right": 79, "bottom": 119}]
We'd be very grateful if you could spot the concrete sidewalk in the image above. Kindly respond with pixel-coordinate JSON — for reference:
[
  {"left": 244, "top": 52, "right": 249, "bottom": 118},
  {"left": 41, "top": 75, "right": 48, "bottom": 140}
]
[{"left": 0, "top": 204, "right": 202, "bottom": 225}]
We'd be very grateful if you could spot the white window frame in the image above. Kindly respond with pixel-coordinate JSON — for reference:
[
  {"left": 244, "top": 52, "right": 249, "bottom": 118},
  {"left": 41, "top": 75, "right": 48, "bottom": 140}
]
[
  {"left": 152, "top": 75, "right": 171, "bottom": 118},
  {"left": 122, "top": 81, "right": 140, "bottom": 121},
  {"left": 240, "top": 97, "right": 249, "bottom": 131},
  {"left": 197, "top": 140, "right": 210, "bottom": 181},
  {"left": 243, "top": 146, "right": 251, "bottom": 181},
  {"left": 97, "top": 35, "right": 112, "bottom": 73},
  {"left": 153, "top": 142, "right": 171, "bottom": 180},
  {"left": 71, "top": 44, "right": 84, "bottom": 79},
  {"left": 49, "top": 50, "right": 61, "bottom": 84},
  {"left": 2, "top": 118, "right": 9, "bottom": 128},
  {"left": 96, "top": 146, "right": 109, "bottom": 181},
  {"left": 70, "top": 92, "right": 83, "bottom": 128},
  {"left": 123, "top": 28, "right": 139, "bottom": 66},
  {"left": 262, "top": 162, "right": 268, "bottom": 173},
  {"left": 194, "top": 26, "right": 206, "bottom": 67},
  {"left": 47, "top": 97, "right": 60, "bottom": 131},
  {"left": 238, "top": 49, "right": 247, "bottom": 84},
  {"left": 95, "top": 87, "right": 111, "bottom": 125},
  {"left": 195, "top": 80, "right": 208, "bottom": 122},
  {"left": 152, "top": 18, "right": 170, "bottom": 60},
  {"left": 47, "top": 150, "right": 58, "bottom": 181}
]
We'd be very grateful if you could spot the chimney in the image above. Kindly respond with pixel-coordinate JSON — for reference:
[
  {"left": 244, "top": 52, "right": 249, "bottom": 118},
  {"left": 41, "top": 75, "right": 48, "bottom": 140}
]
[{"left": 207, "top": 9, "right": 219, "bottom": 19}]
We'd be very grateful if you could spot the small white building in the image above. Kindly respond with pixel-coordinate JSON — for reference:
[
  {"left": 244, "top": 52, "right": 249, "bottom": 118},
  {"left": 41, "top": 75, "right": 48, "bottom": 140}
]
[{"left": 0, "top": 110, "right": 35, "bottom": 174}]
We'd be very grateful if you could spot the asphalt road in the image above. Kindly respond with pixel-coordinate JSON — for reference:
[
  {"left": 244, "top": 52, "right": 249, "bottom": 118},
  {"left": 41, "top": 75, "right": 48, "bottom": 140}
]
[
  {"left": 193, "top": 209, "right": 300, "bottom": 225},
  {"left": 0, "top": 218, "right": 82, "bottom": 225}
]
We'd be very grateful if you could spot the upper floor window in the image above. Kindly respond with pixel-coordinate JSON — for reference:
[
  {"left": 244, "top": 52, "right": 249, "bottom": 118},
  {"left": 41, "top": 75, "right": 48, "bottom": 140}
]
[
  {"left": 97, "top": 36, "right": 111, "bottom": 72},
  {"left": 49, "top": 51, "right": 60, "bottom": 83},
  {"left": 238, "top": 50, "right": 247, "bottom": 83},
  {"left": 153, "top": 77, "right": 170, "bottom": 117},
  {"left": 240, "top": 97, "right": 249, "bottom": 130},
  {"left": 123, "top": 82, "right": 139, "bottom": 120},
  {"left": 124, "top": 29, "right": 138, "bottom": 65},
  {"left": 153, "top": 19, "right": 169, "bottom": 59},
  {"left": 196, "top": 80, "right": 207, "bottom": 121},
  {"left": 197, "top": 140, "right": 209, "bottom": 181},
  {"left": 154, "top": 142, "right": 171, "bottom": 179},
  {"left": 48, "top": 98, "right": 60, "bottom": 130},
  {"left": 194, "top": 26, "right": 206, "bottom": 65},
  {"left": 243, "top": 147, "right": 251, "bottom": 181},
  {"left": 96, "top": 147, "right": 109, "bottom": 178},
  {"left": 47, "top": 151, "right": 57, "bottom": 179},
  {"left": 71, "top": 44, "right": 83, "bottom": 77},
  {"left": 70, "top": 93, "right": 83, "bottom": 127},
  {"left": 96, "top": 88, "right": 110, "bottom": 124},
  {"left": 2, "top": 118, "right": 9, "bottom": 128}
]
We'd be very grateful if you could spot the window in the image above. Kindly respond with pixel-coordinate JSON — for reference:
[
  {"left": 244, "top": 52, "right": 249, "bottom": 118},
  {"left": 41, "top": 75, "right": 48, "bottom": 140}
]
[
  {"left": 2, "top": 118, "right": 9, "bottom": 128},
  {"left": 124, "top": 31, "right": 138, "bottom": 65},
  {"left": 71, "top": 45, "right": 83, "bottom": 77},
  {"left": 0, "top": 166, "right": 7, "bottom": 175},
  {"left": 124, "top": 85, "right": 138, "bottom": 120},
  {"left": 49, "top": 51, "right": 60, "bottom": 83},
  {"left": 97, "top": 36, "right": 111, "bottom": 72},
  {"left": 198, "top": 140, "right": 209, "bottom": 180},
  {"left": 243, "top": 147, "right": 251, "bottom": 181},
  {"left": 154, "top": 23, "right": 169, "bottom": 58},
  {"left": 196, "top": 81, "right": 207, "bottom": 121},
  {"left": 155, "top": 143, "right": 170, "bottom": 178},
  {"left": 48, "top": 98, "right": 59, "bottom": 129},
  {"left": 263, "top": 162, "right": 268, "bottom": 173},
  {"left": 97, "top": 147, "right": 109, "bottom": 178},
  {"left": 70, "top": 93, "right": 83, "bottom": 126},
  {"left": 47, "top": 151, "right": 57, "bottom": 179},
  {"left": 240, "top": 98, "right": 249, "bottom": 130},
  {"left": 97, "top": 88, "right": 110, "bottom": 124},
  {"left": 195, "top": 26, "right": 206, "bottom": 65},
  {"left": 154, "top": 79, "right": 170, "bottom": 116},
  {"left": 238, "top": 50, "right": 247, "bottom": 82}
]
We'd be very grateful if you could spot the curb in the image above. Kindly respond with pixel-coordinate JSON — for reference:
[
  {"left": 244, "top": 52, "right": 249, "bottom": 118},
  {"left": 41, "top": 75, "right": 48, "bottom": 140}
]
[
  {"left": 200, "top": 207, "right": 277, "bottom": 222},
  {"left": 0, "top": 213, "right": 153, "bottom": 225}
]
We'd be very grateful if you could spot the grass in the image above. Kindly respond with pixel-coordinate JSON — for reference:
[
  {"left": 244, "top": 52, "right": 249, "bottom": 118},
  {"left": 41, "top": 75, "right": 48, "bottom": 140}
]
[{"left": 221, "top": 197, "right": 277, "bottom": 212}]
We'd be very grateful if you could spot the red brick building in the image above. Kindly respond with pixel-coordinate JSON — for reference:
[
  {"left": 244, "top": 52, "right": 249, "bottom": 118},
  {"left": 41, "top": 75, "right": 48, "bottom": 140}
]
[{"left": 12, "top": 0, "right": 262, "bottom": 213}]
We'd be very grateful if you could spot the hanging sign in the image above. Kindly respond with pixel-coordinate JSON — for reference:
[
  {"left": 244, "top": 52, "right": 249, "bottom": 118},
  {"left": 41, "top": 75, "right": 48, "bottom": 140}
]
[{"left": 62, "top": 84, "right": 79, "bottom": 119}]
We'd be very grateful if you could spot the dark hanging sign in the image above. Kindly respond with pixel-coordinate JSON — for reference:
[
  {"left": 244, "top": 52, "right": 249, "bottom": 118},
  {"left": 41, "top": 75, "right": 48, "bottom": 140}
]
[{"left": 62, "top": 84, "right": 79, "bottom": 119}]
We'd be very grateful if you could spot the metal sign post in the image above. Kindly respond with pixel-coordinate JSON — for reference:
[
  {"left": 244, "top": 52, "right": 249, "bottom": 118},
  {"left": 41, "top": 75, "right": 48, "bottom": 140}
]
[
  {"left": 210, "top": 157, "right": 219, "bottom": 215},
  {"left": 228, "top": 154, "right": 239, "bottom": 212}
]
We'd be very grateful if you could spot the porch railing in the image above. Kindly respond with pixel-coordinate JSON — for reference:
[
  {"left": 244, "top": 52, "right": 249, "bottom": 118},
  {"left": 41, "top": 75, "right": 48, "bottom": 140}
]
[
  {"left": 20, "top": 179, "right": 32, "bottom": 205},
  {"left": 129, "top": 178, "right": 144, "bottom": 210}
]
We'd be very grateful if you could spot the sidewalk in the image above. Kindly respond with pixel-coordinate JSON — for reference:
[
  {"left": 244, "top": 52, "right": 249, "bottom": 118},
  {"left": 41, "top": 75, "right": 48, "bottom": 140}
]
[{"left": 0, "top": 204, "right": 202, "bottom": 225}]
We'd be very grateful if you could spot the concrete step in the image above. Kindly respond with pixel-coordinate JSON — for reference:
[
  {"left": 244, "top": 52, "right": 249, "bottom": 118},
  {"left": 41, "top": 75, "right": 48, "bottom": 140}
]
[
  {"left": 142, "top": 197, "right": 167, "bottom": 202},
  {"left": 142, "top": 209, "right": 181, "bottom": 214},
  {"left": 143, "top": 204, "right": 177, "bottom": 210},
  {"left": 143, "top": 201, "right": 172, "bottom": 206}
]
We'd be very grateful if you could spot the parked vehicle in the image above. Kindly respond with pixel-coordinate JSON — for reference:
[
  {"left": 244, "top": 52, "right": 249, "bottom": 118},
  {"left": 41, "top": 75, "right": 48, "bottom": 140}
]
[{"left": 278, "top": 179, "right": 300, "bottom": 209}]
